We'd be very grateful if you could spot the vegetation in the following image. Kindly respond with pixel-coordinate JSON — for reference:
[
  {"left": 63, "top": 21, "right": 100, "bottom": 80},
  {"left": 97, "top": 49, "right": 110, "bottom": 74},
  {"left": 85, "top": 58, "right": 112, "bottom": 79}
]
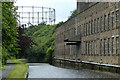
[
  {"left": 68, "top": 9, "right": 77, "bottom": 19},
  {"left": 11, "top": 59, "right": 26, "bottom": 64},
  {"left": 1, "top": 1, "right": 75, "bottom": 66},
  {"left": 7, "top": 64, "right": 28, "bottom": 78},
  {"left": 1, "top": 2, "right": 63, "bottom": 65},
  {"left": 25, "top": 24, "right": 57, "bottom": 64},
  {"left": 7, "top": 59, "right": 28, "bottom": 79},
  {"left": 2, "top": 2, "right": 19, "bottom": 65},
  {"left": 0, "top": 65, "right": 6, "bottom": 70},
  {"left": 17, "top": 26, "right": 35, "bottom": 58}
]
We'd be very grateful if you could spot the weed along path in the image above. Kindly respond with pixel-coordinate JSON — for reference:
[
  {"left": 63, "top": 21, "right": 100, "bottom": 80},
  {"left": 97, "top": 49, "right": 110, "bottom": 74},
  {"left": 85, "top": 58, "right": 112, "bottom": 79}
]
[
  {"left": 2, "top": 59, "right": 28, "bottom": 80},
  {"left": 28, "top": 63, "right": 119, "bottom": 79}
]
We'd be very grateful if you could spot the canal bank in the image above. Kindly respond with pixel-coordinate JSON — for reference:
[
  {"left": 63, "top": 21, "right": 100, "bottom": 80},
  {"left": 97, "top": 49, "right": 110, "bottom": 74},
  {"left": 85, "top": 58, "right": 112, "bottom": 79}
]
[{"left": 53, "top": 58, "right": 120, "bottom": 74}]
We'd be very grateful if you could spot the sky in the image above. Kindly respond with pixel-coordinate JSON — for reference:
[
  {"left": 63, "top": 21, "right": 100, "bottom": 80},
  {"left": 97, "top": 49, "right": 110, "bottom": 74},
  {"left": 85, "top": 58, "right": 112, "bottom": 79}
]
[{"left": 14, "top": 0, "right": 76, "bottom": 24}]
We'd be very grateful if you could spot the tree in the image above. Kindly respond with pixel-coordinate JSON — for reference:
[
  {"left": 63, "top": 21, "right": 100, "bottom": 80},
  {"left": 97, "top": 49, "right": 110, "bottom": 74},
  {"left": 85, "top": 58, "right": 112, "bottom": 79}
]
[
  {"left": 68, "top": 9, "right": 77, "bottom": 19},
  {"left": 2, "top": 2, "right": 18, "bottom": 64},
  {"left": 25, "top": 24, "right": 56, "bottom": 62},
  {"left": 17, "top": 25, "right": 36, "bottom": 58}
]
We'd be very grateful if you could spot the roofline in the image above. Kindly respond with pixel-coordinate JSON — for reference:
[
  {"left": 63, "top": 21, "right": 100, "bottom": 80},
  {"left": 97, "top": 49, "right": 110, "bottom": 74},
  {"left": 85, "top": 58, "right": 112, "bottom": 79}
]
[{"left": 57, "top": 2, "right": 99, "bottom": 28}]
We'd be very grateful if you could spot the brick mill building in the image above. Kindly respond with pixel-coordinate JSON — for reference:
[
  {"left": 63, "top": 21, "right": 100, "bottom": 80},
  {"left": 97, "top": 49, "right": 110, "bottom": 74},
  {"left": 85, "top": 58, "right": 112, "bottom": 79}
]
[{"left": 55, "top": 1, "right": 120, "bottom": 65}]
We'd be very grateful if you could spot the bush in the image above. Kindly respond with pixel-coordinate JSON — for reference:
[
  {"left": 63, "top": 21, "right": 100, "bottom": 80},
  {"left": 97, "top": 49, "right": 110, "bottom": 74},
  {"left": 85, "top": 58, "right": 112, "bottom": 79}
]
[{"left": 45, "top": 46, "right": 54, "bottom": 64}]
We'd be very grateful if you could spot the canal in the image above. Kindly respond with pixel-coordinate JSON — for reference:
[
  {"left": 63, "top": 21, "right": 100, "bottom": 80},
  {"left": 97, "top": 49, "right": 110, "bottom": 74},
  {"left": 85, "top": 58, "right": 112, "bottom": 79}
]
[{"left": 28, "top": 63, "right": 119, "bottom": 79}]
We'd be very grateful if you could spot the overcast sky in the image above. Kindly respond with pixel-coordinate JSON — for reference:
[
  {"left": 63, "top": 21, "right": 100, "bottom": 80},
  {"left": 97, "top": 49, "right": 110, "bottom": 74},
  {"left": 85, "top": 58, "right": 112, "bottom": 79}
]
[{"left": 14, "top": 0, "right": 76, "bottom": 24}]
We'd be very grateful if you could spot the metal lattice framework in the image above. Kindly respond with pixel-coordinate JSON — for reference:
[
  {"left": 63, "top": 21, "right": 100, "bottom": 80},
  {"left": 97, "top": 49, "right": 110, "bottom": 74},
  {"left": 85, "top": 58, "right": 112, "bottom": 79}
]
[{"left": 17, "top": 6, "right": 56, "bottom": 26}]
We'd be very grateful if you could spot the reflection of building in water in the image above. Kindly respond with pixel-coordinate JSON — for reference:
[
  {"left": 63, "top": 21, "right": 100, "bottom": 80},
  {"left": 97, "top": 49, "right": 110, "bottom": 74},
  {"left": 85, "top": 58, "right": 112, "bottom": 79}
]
[{"left": 55, "top": 2, "right": 120, "bottom": 65}]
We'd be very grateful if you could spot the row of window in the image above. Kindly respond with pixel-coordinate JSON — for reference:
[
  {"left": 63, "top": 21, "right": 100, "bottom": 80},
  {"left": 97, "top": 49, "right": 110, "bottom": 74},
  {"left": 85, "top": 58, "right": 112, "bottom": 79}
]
[
  {"left": 78, "top": 10, "right": 119, "bottom": 36},
  {"left": 56, "top": 9, "right": 120, "bottom": 40},
  {"left": 82, "top": 37, "right": 119, "bottom": 56}
]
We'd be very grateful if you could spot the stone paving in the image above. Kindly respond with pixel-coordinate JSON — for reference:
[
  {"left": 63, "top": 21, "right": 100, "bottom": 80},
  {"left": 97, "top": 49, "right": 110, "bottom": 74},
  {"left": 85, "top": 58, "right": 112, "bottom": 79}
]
[{"left": 1, "top": 60, "right": 15, "bottom": 80}]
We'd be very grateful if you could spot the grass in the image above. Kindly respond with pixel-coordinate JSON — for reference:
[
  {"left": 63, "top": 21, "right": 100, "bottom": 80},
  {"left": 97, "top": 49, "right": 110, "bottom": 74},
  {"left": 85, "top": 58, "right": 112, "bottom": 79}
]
[
  {"left": 0, "top": 58, "right": 25, "bottom": 70},
  {"left": 7, "top": 64, "right": 28, "bottom": 78},
  {"left": 11, "top": 59, "right": 26, "bottom": 64},
  {"left": 0, "top": 65, "right": 6, "bottom": 70},
  {"left": 7, "top": 59, "right": 28, "bottom": 79}
]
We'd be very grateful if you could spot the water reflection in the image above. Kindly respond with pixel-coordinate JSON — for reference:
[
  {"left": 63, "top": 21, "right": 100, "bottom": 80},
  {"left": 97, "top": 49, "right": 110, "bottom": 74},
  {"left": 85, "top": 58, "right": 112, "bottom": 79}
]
[{"left": 28, "top": 63, "right": 119, "bottom": 78}]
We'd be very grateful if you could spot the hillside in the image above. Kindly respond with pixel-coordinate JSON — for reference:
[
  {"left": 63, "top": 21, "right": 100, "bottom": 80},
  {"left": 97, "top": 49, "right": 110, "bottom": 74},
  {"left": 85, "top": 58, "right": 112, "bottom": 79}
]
[{"left": 25, "top": 24, "right": 57, "bottom": 63}]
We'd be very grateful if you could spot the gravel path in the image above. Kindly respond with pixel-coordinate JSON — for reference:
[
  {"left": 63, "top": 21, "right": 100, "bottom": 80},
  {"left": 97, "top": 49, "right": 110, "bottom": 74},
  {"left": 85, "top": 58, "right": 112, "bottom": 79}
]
[{"left": 2, "top": 60, "right": 15, "bottom": 80}]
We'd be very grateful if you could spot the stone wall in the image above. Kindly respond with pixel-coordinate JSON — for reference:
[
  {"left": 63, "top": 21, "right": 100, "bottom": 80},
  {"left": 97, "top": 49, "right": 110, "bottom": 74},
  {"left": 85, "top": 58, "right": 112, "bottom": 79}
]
[{"left": 55, "top": 2, "right": 120, "bottom": 65}]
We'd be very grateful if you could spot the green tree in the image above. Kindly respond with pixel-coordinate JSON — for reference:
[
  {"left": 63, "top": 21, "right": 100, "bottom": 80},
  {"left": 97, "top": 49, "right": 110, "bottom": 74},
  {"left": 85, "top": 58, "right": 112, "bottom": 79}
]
[
  {"left": 2, "top": 2, "right": 18, "bottom": 64},
  {"left": 25, "top": 24, "right": 57, "bottom": 63},
  {"left": 68, "top": 9, "right": 77, "bottom": 19}
]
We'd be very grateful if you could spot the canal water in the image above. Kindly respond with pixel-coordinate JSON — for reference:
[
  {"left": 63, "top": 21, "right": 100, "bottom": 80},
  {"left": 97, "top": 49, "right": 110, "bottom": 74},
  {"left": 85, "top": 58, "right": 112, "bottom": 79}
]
[{"left": 28, "top": 63, "right": 119, "bottom": 78}]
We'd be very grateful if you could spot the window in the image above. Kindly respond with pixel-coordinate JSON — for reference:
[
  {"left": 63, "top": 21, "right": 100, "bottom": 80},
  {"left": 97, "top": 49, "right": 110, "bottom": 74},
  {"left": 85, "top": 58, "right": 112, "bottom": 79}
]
[
  {"left": 81, "top": 24, "right": 84, "bottom": 37},
  {"left": 91, "top": 41, "right": 93, "bottom": 56},
  {"left": 93, "top": 19, "right": 95, "bottom": 34},
  {"left": 80, "top": 25, "right": 82, "bottom": 35},
  {"left": 88, "top": 41, "right": 90, "bottom": 55},
  {"left": 94, "top": 40, "right": 96, "bottom": 56},
  {"left": 87, "top": 42, "right": 89, "bottom": 55},
  {"left": 111, "top": 12, "right": 114, "bottom": 29},
  {"left": 91, "top": 20, "right": 93, "bottom": 34},
  {"left": 87, "top": 22, "right": 90, "bottom": 35},
  {"left": 75, "top": 26, "right": 78, "bottom": 35},
  {"left": 89, "top": 41, "right": 92, "bottom": 55},
  {"left": 116, "top": 10, "right": 119, "bottom": 28},
  {"left": 104, "top": 15, "right": 106, "bottom": 31},
  {"left": 77, "top": 25, "right": 80, "bottom": 34},
  {"left": 108, "top": 14, "right": 110, "bottom": 30},
  {"left": 88, "top": 21, "right": 91, "bottom": 34},
  {"left": 89, "top": 41, "right": 91, "bottom": 56},
  {"left": 100, "top": 17, "right": 102, "bottom": 32},
  {"left": 103, "top": 39, "right": 106, "bottom": 56},
  {"left": 105, "top": 39, "right": 108, "bottom": 55},
  {"left": 73, "top": 28, "right": 75, "bottom": 36},
  {"left": 97, "top": 18, "right": 99, "bottom": 33},
  {"left": 111, "top": 38, "right": 114, "bottom": 55},
  {"left": 116, "top": 37, "right": 119, "bottom": 55},
  {"left": 104, "top": 15, "right": 107, "bottom": 31},
  {"left": 94, "top": 19, "right": 97, "bottom": 33},
  {"left": 111, "top": 12, "right": 116, "bottom": 29},
  {"left": 84, "top": 24, "right": 86, "bottom": 36},
  {"left": 100, "top": 39, "right": 102, "bottom": 56},
  {"left": 85, "top": 41, "right": 87, "bottom": 55},
  {"left": 108, "top": 38, "right": 110, "bottom": 55},
  {"left": 86, "top": 23, "right": 88, "bottom": 35},
  {"left": 91, "top": 41, "right": 94, "bottom": 56}
]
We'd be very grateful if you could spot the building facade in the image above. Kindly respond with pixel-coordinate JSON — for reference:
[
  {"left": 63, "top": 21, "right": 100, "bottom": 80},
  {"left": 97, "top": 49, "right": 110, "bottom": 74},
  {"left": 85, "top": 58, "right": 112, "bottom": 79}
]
[{"left": 55, "top": 2, "right": 120, "bottom": 65}]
